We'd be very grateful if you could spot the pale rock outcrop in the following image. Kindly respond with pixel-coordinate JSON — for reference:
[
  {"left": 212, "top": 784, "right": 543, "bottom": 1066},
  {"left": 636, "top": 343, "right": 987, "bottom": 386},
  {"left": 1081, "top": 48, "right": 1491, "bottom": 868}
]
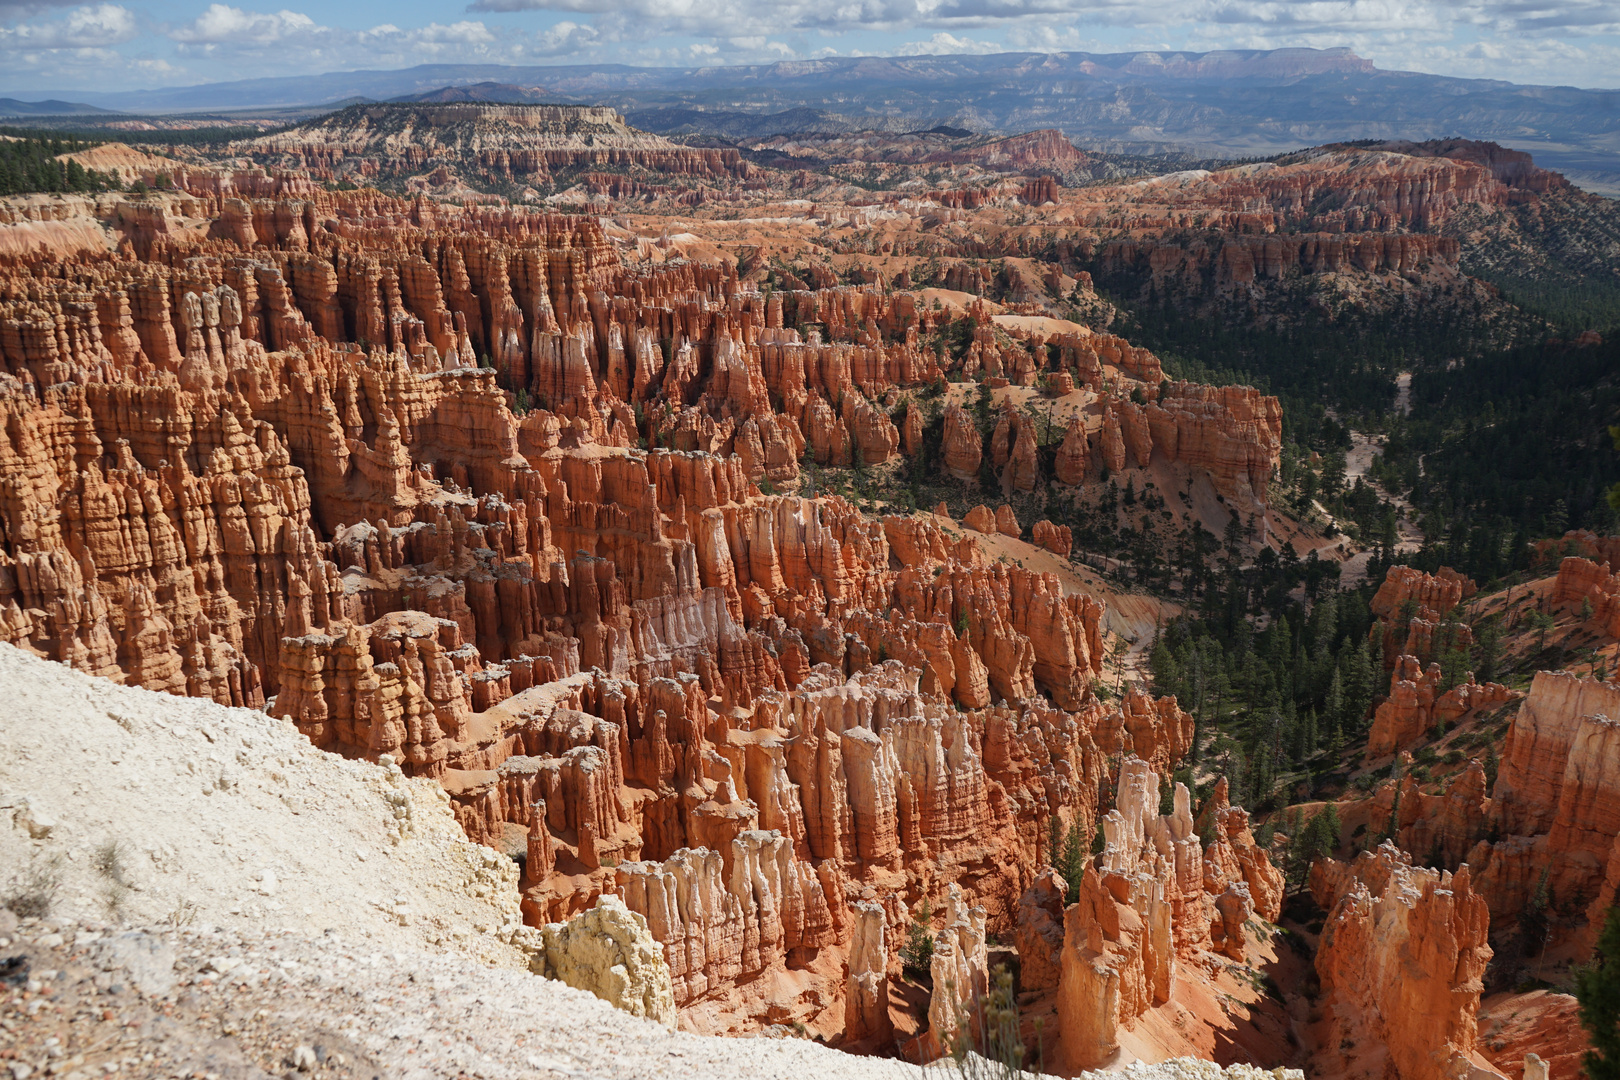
[
  {"left": 536, "top": 894, "right": 678, "bottom": 1028},
  {"left": 1056, "top": 757, "right": 1177, "bottom": 1070},
  {"left": 926, "top": 883, "right": 988, "bottom": 1059},
  {"left": 844, "top": 900, "right": 892, "bottom": 1043}
]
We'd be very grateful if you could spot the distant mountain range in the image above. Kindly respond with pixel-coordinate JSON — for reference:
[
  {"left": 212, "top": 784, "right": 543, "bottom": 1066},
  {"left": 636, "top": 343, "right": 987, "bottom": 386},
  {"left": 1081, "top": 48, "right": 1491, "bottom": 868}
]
[
  {"left": 0, "top": 97, "right": 114, "bottom": 117},
  {"left": 387, "top": 82, "right": 555, "bottom": 105},
  {"left": 4, "top": 49, "right": 1618, "bottom": 190}
]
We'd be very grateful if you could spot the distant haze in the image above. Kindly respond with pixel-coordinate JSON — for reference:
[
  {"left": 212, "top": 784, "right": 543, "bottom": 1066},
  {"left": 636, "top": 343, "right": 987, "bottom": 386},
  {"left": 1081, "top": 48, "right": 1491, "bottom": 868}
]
[{"left": 4, "top": 50, "right": 1616, "bottom": 189}]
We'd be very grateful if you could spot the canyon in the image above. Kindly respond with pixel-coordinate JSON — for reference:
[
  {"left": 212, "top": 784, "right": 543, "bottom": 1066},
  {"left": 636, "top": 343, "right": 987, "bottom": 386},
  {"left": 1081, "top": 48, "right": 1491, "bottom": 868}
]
[
  {"left": 0, "top": 175, "right": 1300, "bottom": 1053},
  {"left": 0, "top": 102, "right": 1614, "bottom": 1080}
]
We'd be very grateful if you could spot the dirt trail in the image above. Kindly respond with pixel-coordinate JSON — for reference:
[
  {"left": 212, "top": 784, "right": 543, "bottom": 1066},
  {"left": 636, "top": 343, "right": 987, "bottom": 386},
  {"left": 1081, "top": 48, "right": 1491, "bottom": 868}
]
[{"left": 1330, "top": 372, "right": 1424, "bottom": 585}]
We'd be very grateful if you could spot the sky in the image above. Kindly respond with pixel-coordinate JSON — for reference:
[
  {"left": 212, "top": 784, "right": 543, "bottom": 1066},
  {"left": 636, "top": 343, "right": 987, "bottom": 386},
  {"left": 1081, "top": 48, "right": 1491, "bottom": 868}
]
[{"left": 2, "top": 0, "right": 1618, "bottom": 96}]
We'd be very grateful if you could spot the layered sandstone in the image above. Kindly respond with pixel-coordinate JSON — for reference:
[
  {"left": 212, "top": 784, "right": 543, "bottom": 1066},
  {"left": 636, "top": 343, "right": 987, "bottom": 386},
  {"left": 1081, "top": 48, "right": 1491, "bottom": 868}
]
[
  {"left": 1553, "top": 556, "right": 1620, "bottom": 637},
  {"left": 1370, "top": 565, "right": 1477, "bottom": 666},
  {"left": 1367, "top": 654, "right": 1515, "bottom": 758},
  {"left": 0, "top": 184, "right": 1286, "bottom": 1045},
  {"left": 1369, "top": 759, "right": 1494, "bottom": 871},
  {"left": 1468, "top": 671, "right": 1620, "bottom": 936},
  {"left": 1056, "top": 760, "right": 1284, "bottom": 1070},
  {"left": 1197, "top": 778, "right": 1285, "bottom": 924},
  {"left": 243, "top": 104, "right": 756, "bottom": 190},
  {"left": 1311, "top": 842, "right": 1495, "bottom": 1080},
  {"left": 1016, "top": 868, "right": 1067, "bottom": 991}
]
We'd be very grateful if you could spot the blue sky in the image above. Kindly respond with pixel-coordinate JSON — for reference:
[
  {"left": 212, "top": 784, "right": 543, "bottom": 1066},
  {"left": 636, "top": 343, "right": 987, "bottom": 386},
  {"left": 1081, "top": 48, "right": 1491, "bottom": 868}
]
[{"left": 2, "top": 0, "right": 1618, "bottom": 95}]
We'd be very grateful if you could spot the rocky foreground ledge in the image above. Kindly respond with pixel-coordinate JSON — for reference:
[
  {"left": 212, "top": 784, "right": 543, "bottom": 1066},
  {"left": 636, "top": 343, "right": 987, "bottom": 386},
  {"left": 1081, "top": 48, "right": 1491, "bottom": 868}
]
[{"left": 0, "top": 912, "right": 1309, "bottom": 1080}]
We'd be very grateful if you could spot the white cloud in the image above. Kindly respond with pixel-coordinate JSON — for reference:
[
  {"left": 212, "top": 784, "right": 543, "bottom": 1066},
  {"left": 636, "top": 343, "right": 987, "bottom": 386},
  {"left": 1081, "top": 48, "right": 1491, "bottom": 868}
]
[
  {"left": 367, "top": 19, "right": 496, "bottom": 45},
  {"left": 163, "top": 5, "right": 549, "bottom": 65},
  {"left": 459, "top": 0, "right": 1620, "bottom": 50},
  {"left": 170, "top": 4, "right": 317, "bottom": 45},
  {"left": 1398, "top": 35, "right": 1620, "bottom": 83},
  {"left": 892, "top": 30, "right": 1002, "bottom": 52},
  {"left": 531, "top": 19, "right": 600, "bottom": 51},
  {"left": 0, "top": 2, "right": 134, "bottom": 50},
  {"left": 170, "top": 4, "right": 319, "bottom": 44}
]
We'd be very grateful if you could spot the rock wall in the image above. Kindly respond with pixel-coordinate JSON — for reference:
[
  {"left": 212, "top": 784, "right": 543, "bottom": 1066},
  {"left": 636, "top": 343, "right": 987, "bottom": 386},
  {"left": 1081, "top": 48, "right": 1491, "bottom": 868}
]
[
  {"left": 1369, "top": 565, "right": 1477, "bottom": 667},
  {"left": 1468, "top": 671, "right": 1620, "bottom": 935},
  {"left": 1367, "top": 654, "right": 1515, "bottom": 758},
  {"left": 1055, "top": 760, "right": 1284, "bottom": 1070},
  {"left": 1311, "top": 842, "right": 1496, "bottom": 1080},
  {"left": 242, "top": 104, "right": 756, "bottom": 189},
  {"left": 1553, "top": 556, "right": 1620, "bottom": 638},
  {"left": 1369, "top": 759, "right": 1495, "bottom": 871}
]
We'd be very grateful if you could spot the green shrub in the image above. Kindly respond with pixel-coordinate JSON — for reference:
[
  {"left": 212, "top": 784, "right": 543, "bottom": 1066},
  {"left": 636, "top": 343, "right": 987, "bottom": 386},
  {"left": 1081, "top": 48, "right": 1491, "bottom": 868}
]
[{"left": 900, "top": 901, "right": 934, "bottom": 980}]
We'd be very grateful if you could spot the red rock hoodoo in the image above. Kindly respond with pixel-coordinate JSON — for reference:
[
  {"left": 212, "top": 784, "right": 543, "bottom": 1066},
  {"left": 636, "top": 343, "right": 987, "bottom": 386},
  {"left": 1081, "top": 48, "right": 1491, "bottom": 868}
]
[
  {"left": 0, "top": 186, "right": 1292, "bottom": 1044},
  {"left": 1311, "top": 842, "right": 1497, "bottom": 1080}
]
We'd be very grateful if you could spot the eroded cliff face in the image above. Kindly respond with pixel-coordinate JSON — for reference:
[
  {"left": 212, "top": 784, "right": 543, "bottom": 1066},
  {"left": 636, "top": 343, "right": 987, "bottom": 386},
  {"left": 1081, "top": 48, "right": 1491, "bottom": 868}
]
[
  {"left": 1055, "top": 760, "right": 1284, "bottom": 1071},
  {"left": 0, "top": 187, "right": 1291, "bottom": 1043},
  {"left": 1554, "top": 555, "right": 1620, "bottom": 638},
  {"left": 1367, "top": 759, "right": 1495, "bottom": 872},
  {"left": 1466, "top": 671, "right": 1620, "bottom": 936},
  {"left": 1310, "top": 842, "right": 1496, "bottom": 1080},
  {"left": 1369, "top": 564, "right": 1477, "bottom": 667},
  {"left": 1367, "top": 653, "right": 1515, "bottom": 759},
  {"left": 1083, "top": 143, "right": 1568, "bottom": 321},
  {"left": 241, "top": 103, "right": 758, "bottom": 191}
]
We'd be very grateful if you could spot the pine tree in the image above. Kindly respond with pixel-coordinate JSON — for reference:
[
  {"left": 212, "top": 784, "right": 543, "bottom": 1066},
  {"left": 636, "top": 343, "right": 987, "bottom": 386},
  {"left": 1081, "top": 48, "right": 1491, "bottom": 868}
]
[
  {"left": 1380, "top": 776, "right": 1403, "bottom": 845},
  {"left": 1223, "top": 513, "right": 1244, "bottom": 567},
  {"left": 900, "top": 899, "right": 935, "bottom": 980},
  {"left": 1342, "top": 638, "right": 1376, "bottom": 736},
  {"left": 1314, "top": 802, "right": 1341, "bottom": 854},
  {"left": 1310, "top": 593, "right": 1339, "bottom": 661},
  {"left": 1287, "top": 804, "right": 1341, "bottom": 890},
  {"left": 1476, "top": 622, "right": 1502, "bottom": 684},
  {"left": 1324, "top": 666, "right": 1346, "bottom": 739},
  {"left": 1061, "top": 821, "right": 1087, "bottom": 898},
  {"left": 1577, "top": 904, "right": 1620, "bottom": 1080},
  {"left": 1520, "top": 867, "right": 1552, "bottom": 980},
  {"left": 1150, "top": 639, "right": 1179, "bottom": 694}
]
